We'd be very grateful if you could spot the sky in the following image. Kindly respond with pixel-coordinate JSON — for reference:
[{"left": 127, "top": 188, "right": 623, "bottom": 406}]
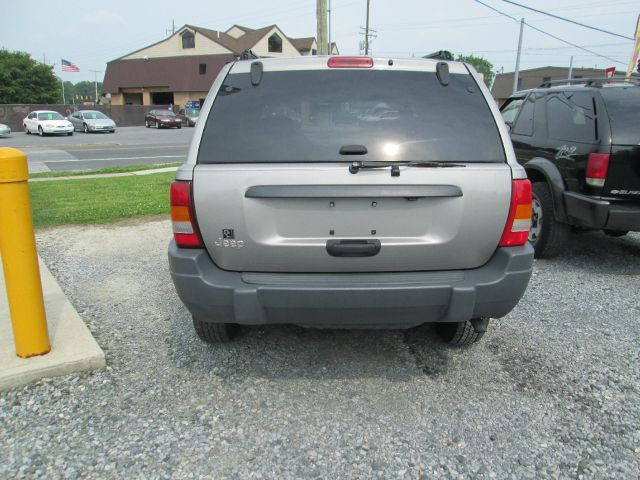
[{"left": 0, "top": 0, "right": 638, "bottom": 83}]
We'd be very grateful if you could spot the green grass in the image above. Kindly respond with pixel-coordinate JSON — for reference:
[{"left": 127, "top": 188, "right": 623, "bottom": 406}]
[
  {"left": 30, "top": 171, "right": 175, "bottom": 227},
  {"left": 29, "top": 162, "right": 181, "bottom": 179}
]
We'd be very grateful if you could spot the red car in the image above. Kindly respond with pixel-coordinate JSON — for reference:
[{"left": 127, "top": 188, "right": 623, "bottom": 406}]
[{"left": 145, "top": 109, "right": 182, "bottom": 129}]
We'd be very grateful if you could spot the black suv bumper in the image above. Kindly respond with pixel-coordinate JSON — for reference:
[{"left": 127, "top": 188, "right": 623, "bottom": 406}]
[
  {"left": 564, "top": 191, "right": 640, "bottom": 231},
  {"left": 169, "top": 241, "right": 534, "bottom": 329}
]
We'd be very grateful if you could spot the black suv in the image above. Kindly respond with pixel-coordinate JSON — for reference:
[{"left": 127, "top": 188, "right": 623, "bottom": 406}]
[{"left": 501, "top": 78, "right": 640, "bottom": 258}]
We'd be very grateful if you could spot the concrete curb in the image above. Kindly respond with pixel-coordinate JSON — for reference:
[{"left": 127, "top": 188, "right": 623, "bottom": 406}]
[
  {"left": 29, "top": 166, "right": 178, "bottom": 182},
  {"left": 0, "top": 257, "right": 105, "bottom": 392}
]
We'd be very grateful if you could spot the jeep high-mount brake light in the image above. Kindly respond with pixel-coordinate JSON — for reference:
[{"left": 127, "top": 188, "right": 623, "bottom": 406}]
[
  {"left": 170, "top": 181, "right": 204, "bottom": 248},
  {"left": 327, "top": 56, "right": 373, "bottom": 68},
  {"left": 499, "top": 179, "right": 532, "bottom": 247},
  {"left": 585, "top": 153, "right": 610, "bottom": 187}
]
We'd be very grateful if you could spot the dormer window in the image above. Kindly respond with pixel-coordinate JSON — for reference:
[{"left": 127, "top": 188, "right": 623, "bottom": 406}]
[
  {"left": 182, "top": 31, "right": 195, "bottom": 49},
  {"left": 268, "top": 33, "right": 282, "bottom": 53}
]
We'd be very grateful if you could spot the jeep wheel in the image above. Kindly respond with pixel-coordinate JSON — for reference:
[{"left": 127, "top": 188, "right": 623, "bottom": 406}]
[
  {"left": 529, "top": 182, "right": 569, "bottom": 259},
  {"left": 436, "top": 319, "right": 487, "bottom": 346},
  {"left": 192, "top": 316, "right": 239, "bottom": 343}
]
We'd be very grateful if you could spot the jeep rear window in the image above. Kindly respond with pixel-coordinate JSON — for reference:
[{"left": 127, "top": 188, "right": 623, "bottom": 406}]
[
  {"left": 197, "top": 70, "right": 506, "bottom": 163},
  {"left": 600, "top": 87, "right": 640, "bottom": 145}
]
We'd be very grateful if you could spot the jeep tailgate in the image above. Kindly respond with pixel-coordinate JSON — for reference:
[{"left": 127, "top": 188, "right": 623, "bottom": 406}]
[{"left": 193, "top": 163, "right": 511, "bottom": 272}]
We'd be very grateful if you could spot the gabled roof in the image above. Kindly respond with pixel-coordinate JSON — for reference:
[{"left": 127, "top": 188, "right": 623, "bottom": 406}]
[
  {"left": 289, "top": 37, "right": 315, "bottom": 52},
  {"left": 109, "top": 23, "right": 324, "bottom": 64},
  {"left": 190, "top": 24, "right": 277, "bottom": 55}
]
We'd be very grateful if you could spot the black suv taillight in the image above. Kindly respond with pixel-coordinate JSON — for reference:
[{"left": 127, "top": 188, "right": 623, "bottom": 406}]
[{"left": 585, "top": 153, "right": 610, "bottom": 187}]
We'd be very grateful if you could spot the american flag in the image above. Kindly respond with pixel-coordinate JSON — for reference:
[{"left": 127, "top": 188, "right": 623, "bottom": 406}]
[{"left": 61, "top": 59, "right": 80, "bottom": 72}]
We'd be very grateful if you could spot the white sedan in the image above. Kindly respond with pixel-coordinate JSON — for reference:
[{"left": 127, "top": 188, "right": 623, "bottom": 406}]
[{"left": 23, "top": 110, "right": 73, "bottom": 136}]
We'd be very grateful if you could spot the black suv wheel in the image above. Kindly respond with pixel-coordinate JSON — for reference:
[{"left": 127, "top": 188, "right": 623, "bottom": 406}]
[{"left": 529, "top": 182, "right": 569, "bottom": 259}]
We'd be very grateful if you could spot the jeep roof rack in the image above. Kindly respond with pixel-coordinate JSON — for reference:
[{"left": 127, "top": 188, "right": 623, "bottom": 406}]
[
  {"left": 422, "top": 50, "right": 455, "bottom": 61},
  {"left": 539, "top": 77, "right": 640, "bottom": 88},
  {"left": 239, "top": 49, "right": 259, "bottom": 60}
]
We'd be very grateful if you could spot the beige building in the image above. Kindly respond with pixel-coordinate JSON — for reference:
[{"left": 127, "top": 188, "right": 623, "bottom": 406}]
[
  {"left": 491, "top": 66, "right": 629, "bottom": 105},
  {"left": 103, "top": 24, "right": 339, "bottom": 107}
]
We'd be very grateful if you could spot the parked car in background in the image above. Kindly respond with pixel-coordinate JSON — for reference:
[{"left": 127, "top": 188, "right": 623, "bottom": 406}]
[
  {"left": 145, "top": 109, "right": 182, "bottom": 129},
  {"left": 68, "top": 110, "right": 116, "bottom": 133},
  {"left": 500, "top": 77, "right": 640, "bottom": 258},
  {"left": 0, "top": 123, "right": 11, "bottom": 137},
  {"left": 23, "top": 111, "right": 73, "bottom": 136},
  {"left": 169, "top": 56, "right": 534, "bottom": 346},
  {"left": 176, "top": 107, "right": 200, "bottom": 127}
]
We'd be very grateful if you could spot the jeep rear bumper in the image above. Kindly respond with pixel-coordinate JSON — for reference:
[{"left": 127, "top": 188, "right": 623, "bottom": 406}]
[
  {"left": 168, "top": 241, "right": 533, "bottom": 329},
  {"left": 564, "top": 191, "right": 640, "bottom": 231},
  {"left": 169, "top": 241, "right": 533, "bottom": 328}
]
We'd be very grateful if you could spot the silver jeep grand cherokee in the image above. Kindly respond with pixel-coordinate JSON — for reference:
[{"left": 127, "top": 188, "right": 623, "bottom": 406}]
[{"left": 169, "top": 56, "right": 534, "bottom": 346}]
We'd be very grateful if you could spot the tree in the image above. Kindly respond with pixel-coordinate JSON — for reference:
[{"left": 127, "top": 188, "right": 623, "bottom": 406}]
[
  {"left": 0, "top": 50, "right": 61, "bottom": 103},
  {"left": 73, "top": 80, "right": 103, "bottom": 102},
  {"left": 456, "top": 54, "right": 495, "bottom": 88}
]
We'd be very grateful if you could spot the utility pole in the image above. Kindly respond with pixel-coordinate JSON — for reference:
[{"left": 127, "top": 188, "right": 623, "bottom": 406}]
[
  {"left": 166, "top": 19, "right": 175, "bottom": 36},
  {"left": 365, "top": 0, "right": 371, "bottom": 55},
  {"left": 512, "top": 18, "right": 524, "bottom": 94},
  {"left": 317, "top": 0, "right": 328, "bottom": 55},
  {"left": 89, "top": 70, "right": 101, "bottom": 104},
  {"left": 568, "top": 55, "right": 574, "bottom": 79},
  {"left": 328, "top": 0, "right": 332, "bottom": 54}
]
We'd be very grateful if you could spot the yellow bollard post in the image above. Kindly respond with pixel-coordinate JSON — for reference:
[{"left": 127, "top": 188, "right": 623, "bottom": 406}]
[{"left": 0, "top": 147, "right": 50, "bottom": 358}]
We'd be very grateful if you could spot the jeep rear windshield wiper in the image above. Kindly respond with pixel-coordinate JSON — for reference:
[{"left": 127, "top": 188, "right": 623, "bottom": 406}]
[{"left": 349, "top": 160, "right": 466, "bottom": 176}]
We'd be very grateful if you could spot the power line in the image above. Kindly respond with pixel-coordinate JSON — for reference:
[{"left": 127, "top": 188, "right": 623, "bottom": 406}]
[
  {"left": 472, "top": 0, "right": 627, "bottom": 65},
  {"left": 502, "top": 0, "right": 634, "bottom": 41}
]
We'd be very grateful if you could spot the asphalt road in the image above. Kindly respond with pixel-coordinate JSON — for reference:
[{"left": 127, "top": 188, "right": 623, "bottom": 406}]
[
  {"left": 0, "top": 126, "right": 193, "bottom": 172},
  {"left": 0, "top": 220, "right": 638, "bottom": 478}
]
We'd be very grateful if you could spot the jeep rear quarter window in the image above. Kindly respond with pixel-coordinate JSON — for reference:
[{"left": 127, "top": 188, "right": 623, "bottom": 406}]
[
  {"left": 198, "top": 70, "right": 506, "bottom": 163},
  {"left": 600, "top": 87, "right": 640, "bottom": 145},
  {"left": 546, "top": 91, "right": 596, "bottom": 143}
]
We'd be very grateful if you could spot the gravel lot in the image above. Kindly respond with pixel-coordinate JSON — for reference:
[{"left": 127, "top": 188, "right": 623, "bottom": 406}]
[{"left": 1, "top": 219, "right": 638, "bottom": 479}]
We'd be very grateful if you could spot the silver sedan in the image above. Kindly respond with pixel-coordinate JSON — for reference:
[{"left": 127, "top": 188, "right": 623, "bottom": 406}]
[
  {"left": 68, "top": 110, "right": 116, "bottom": 133},
  {"left": 0, "top": 123, "right": 11, "bottom": 137}
]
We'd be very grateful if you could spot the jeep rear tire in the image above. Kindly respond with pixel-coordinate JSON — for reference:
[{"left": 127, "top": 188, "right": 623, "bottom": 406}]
[
  {"left": 436, "top": 320, "right": 486, "bottom": 346},
  {"left": 192, "top": 316, "right": 239, "bottom": 343},
  {"left": 529, "top": 182, "right": 569, "bottom": 258}
]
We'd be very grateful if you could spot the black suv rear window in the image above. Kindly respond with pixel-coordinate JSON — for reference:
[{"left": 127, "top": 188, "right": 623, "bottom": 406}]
[
  {"left": 198, "top": 70, "right": 506, "bottom": 163},
  {"left": 600, "top": 87, "right": 640, "bottom": 145}
]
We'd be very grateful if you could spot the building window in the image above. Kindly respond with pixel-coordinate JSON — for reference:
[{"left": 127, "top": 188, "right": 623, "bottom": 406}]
[
  {"left": 268, "top": 33, "right": 282, "bottom": 53},
  {"left": 311, "top": 49, "right": 317, "bottom": 55},
  {"left": 542, "top": 76, "right": 551, "bottom": 83},
  {"left": 199, "top": 63, "right": 206, "bottom": 75},
  {"left": 517, "top": 77, "right": 522, "bottom": 90},
  {"left": 182, "top": 31, "right": 195, "bottom": 49}
]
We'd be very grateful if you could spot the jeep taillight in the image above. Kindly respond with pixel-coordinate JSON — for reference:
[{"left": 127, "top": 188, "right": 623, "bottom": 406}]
[
  {"left": 586, "top": 153, "right": 610, "bottom": 187},
  {"left": 170, "top": 180, "right": 203, "bottom": 248},
  {"left": 499, "top": 179, "right": 532, "bottom": 247}
]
